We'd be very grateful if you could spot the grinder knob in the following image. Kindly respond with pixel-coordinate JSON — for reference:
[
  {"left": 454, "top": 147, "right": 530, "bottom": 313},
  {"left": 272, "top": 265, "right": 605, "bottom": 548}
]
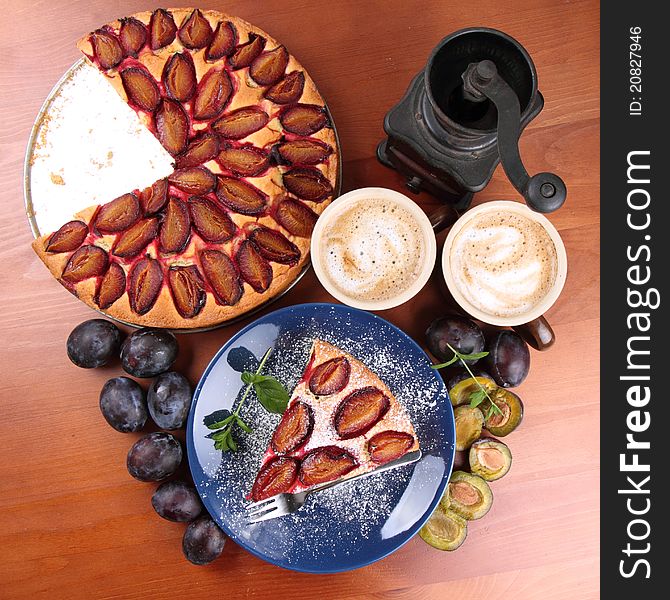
[{"left": 525, "top": 172, "right": 567, "bottom": 213}]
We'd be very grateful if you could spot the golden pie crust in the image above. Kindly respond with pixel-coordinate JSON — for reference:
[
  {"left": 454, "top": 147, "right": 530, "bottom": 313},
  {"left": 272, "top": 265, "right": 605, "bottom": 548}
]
[{"left": 32, "top": 8, "right": 339, "bottom": 330}]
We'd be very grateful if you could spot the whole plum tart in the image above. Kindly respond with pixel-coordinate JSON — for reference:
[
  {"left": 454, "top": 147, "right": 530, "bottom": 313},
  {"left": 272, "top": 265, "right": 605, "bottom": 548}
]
[
  {"left": 32, "top": 8, "right": 339, "bottom": 329},
  {"left": 250, "top": 340, "right": 420, "bottom": 501}
]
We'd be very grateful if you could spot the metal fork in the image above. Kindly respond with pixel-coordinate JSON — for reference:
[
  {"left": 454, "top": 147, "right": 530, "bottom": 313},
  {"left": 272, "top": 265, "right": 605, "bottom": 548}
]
[{"left": 245, "top": 449, "right": 423, "bottom": 524}]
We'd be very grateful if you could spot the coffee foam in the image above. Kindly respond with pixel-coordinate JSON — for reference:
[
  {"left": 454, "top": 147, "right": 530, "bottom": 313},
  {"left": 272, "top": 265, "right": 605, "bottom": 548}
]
[
  {"left": 449, "top": 210, "right": 558, "bottom": 318},
  {"left": 320, "top": 199, "right": 426, "bottom": 302}
]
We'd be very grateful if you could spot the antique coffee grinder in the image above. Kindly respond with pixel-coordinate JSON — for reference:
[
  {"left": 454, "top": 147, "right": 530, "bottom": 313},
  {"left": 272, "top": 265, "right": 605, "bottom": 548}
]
[{"left": 377, "top": 28, "right": 566, "bottom": 213}]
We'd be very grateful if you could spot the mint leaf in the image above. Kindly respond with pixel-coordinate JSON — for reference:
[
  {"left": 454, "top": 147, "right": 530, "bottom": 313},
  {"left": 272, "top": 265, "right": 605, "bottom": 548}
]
[
  {"left": 459, "top": 351, "right": 489, "bottom": 361},
  {"left": 254, "top": 378, "right": 289, "bottom": 414},
  {"left": 214, "top": 430, "right": 230, "bottom": 451},
  {"left": 241, "top": 371, "right": 261, "bottom": 385},
  {"left": 243, "top": 372, "right": 277, "bottom": 385},
  {"left": 203, "top": 409, "right": 232, "bottom": 429},
  {"left": 469, "top": 388, "right": 488, "bottom": 408},
  {"left": 236, "top": 416, "right": 253, "bottom": 433},
  {"left": 214, "top": 428, "right": 239, "bottom": 453},
  {"left": 431, "top": 355, "right": 460, "bottom": 369},
  {"left": 205, "top": 414, "right": 235, "bottom": 430},
  {"left": 242, "top": 370, "right": 289, "bottom": 414}
]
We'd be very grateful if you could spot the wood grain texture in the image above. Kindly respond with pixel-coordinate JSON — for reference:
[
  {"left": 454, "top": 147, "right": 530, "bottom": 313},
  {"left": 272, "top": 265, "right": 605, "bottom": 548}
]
[{"left": 0, "top": 1, "right": 599, "bottom": 598}]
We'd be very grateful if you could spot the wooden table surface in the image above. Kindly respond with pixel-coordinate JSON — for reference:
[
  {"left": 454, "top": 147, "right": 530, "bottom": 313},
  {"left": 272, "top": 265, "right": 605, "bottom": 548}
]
[{"left": 0, "top": 1, "right": 599, "bottom": 598}]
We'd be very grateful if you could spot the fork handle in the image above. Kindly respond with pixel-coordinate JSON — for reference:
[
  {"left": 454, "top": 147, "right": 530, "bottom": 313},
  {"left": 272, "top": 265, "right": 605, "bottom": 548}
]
[{"left": 305, "top": 449, "right": 423, "bottom": 497}]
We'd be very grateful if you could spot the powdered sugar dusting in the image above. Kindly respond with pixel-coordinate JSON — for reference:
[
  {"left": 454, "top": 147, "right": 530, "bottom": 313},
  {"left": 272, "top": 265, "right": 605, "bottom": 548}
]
[
  {"left": 189, "top": 304, "right": 452, "bottom": 570},
  {"left": 28, "top": 60, "right": 174, "bottom": 235}
]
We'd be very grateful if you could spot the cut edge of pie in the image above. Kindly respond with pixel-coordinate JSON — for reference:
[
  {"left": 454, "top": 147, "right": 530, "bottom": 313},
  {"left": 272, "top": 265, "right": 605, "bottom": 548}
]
[
  {"left": 250, "top": 339, "right": 420, "bottom": 501},
  {"left": 31, "top": 8, "right": 339, "bottom": 330}
]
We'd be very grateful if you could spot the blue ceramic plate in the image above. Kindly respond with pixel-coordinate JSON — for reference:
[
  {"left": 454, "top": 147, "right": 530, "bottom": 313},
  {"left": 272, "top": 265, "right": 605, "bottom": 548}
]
[{"left": 187, "top": 303, "right": 455, "bottom": 573}]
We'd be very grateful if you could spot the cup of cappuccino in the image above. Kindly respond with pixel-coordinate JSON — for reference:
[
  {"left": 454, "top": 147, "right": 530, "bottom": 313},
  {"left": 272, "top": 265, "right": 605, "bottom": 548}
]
[
  {"left": 310, "top": 187, "right": 437, "bottom": 310},
  {"left": 442, "top": 200, "right": 567, "bottom": 348}
]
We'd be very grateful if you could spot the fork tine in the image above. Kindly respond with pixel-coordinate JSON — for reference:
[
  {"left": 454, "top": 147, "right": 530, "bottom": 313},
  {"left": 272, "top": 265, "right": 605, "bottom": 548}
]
[
  {"left": 246, "top": 499, "right": 279, "bottom": 518},
  {"left": 248, "top": 505, "right": 283, "bottom": 524},
  {"left": 247, "top": 504, "right": 279, "bottom": 519},
  {"left": 246, "top": 497, "right": 274, "bottom": 510}
]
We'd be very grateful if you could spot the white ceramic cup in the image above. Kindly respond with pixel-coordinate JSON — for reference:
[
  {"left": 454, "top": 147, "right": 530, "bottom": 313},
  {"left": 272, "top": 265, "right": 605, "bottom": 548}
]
[
  {"left": 442, "top": 200, "right": 567, "bottom": 347},
  {"left": 311, "top": 187, "right": 437, "bottom": 310}
]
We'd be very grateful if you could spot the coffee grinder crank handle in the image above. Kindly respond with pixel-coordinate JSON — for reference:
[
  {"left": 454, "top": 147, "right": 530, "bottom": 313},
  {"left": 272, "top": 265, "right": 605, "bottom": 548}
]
[{"left": 462, "top": 60, "right": 567, "bottom": 214}]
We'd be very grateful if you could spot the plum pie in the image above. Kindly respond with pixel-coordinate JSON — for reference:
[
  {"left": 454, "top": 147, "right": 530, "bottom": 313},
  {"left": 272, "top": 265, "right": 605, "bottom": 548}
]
[
  {"left": 31, "top": 8, "right": 339, "bottom": 329},
  {"left": 250, "top": 340, "right": 420, "bottom": 501}
]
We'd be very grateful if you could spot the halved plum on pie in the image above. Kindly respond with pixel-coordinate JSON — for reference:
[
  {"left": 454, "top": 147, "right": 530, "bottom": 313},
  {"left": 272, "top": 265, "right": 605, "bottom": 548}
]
[
  {"left": 31, "top": 8, "right": 339, "bottom": 329},
  {"left": 31, "top": 179, "right": 324, "bottom": 328},
  {"left": 249, "top": 340, "right": 419, "bottom": 501}
]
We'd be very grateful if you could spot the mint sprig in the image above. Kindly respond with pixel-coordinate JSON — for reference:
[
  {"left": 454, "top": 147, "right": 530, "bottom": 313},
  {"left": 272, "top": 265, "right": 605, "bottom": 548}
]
[
  {"left": 431, "top": 343, "right": 503, "bottom": 418},
  {"left": 241, "top": 372, "right": 290, "bottom": 414},
  {"left": 205, "top": 348, "right": 289, "bottom": 452}
]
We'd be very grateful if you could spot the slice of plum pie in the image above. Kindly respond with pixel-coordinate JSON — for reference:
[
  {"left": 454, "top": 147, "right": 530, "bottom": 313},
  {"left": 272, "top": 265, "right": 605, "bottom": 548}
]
[{"left": 250, "top": 339, "right": 420, "bottom": 501}]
